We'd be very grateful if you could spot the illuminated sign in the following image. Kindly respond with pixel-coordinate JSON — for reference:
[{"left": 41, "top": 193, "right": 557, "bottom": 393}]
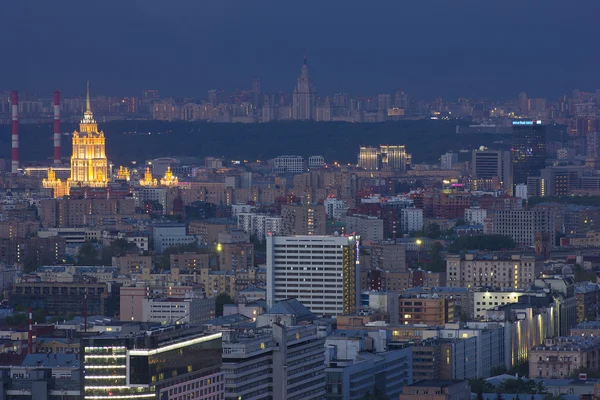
[{"left": 512, "top": 120, "right": 543, "bottom": 125}]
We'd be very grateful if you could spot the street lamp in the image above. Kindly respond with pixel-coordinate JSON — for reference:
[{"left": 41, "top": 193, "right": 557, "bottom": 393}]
[{"left": 416, "top": 239, "right": 422, "bottom": 263}]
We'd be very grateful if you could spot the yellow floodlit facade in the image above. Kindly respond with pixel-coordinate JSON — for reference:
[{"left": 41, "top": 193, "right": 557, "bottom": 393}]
[
  {"left": 140, "top": 167, "right": 158, "bottom": 187},
  {"left": 42, "top": 168, "right": 69, "bottom": 198},
  {"left": 68, "top": 81, "right": 108, "bottom": 188},
  {"left": 116, "top": 166, "right": 130, "bottom": 181},
  {"left": 160, "top": 167, "right": 178, "bottom": 186}
]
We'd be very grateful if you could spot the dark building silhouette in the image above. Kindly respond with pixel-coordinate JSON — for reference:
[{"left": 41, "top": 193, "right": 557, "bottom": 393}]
[{"left": 512, "top": 120, "right": 546, "bottom": 186}]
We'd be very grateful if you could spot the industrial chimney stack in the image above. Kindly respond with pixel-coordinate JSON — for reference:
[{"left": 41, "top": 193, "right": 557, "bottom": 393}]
[
  {"left": 11, "top": 91, "right": 18, "bottom": 175},
  {"left": 53, "top": 90, "right": 61, "bottom": 165}
]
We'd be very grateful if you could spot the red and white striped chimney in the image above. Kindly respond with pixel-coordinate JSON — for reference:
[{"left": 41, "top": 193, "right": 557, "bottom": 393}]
[
  {"left": 11, "top": 91, "right": 18, "bottom": 175},
  {"left": 28, "top": 307, "right": 33, "bottom": 354},
  {"left": 53, "top": 90, "right": 61, "bottom": 165}
]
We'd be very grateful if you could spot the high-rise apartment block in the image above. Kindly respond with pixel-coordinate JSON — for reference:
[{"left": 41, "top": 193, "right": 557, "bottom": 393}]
[
  {"left": 441, "top": 152, "right": 459, "bottom": 170},
  {"left": 266, "top": 235, "right": 359, "bottom": 316},
  {"left": 486, "top": 208, "right": 556, "bottom": 247},
  {"left": 401, "top": 207, "right": 424, "bottom": 232},
  {"left": 345, "top": 214, "right": 384, "bottom": 241},
  {"left": 281, "top": 204, "right": 326, "bottom": 235},
  {"left": 237, "top": 213, "right": 282, "bottom": 241}
]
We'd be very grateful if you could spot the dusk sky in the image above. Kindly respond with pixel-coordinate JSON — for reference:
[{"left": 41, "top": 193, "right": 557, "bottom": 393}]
[{"left": 2, "top": 0, "right": 598, "bottom": 99}]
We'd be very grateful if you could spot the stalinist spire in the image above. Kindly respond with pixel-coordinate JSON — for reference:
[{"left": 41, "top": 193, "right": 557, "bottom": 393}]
[{"left": 86, "top": 80, "right": 91, "bottom": 113}]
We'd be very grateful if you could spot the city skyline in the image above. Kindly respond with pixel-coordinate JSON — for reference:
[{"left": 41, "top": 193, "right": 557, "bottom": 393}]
[{"left": 2, "top": 0, "right": 600, "bottom": 99}]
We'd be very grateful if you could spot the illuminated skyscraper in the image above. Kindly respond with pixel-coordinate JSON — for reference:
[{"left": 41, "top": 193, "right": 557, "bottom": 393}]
[
  {"left": 69, "top": 81, "right": 108, "bottom": 188},
  {"left": 358, "top": 145, "right": 409, "bottom": 171},
  {"left": 358, "top": 146, "right": 380, "bottom": 170},
  {"left": 292, "top": 56, "right": 316, "bottom": 120},
  {"left": 511, "top": 120, "right": 546, "bottom": 186}
]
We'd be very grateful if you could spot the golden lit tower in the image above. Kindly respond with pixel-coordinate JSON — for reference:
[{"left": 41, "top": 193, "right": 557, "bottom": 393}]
[{"left": 69, "top": 81, "right": 108, "bottom": 188}]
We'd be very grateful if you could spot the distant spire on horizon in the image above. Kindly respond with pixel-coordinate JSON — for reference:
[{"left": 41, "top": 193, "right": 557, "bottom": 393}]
[{"left": 85, "top": 80, "right": 91, "bottom": 113}]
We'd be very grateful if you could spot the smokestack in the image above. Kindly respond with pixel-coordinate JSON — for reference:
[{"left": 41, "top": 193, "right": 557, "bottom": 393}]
[
  {"left": 53, "top": 91, "right": 61, "bottom": 165},
  {"left": 11, "top": 91, "right": 18, "bottom": 175},
  {"left": 83, "top": 293, "right": 87, "bottom": 332},
  {"left": 28, "top": 307, "right": 33, "bottom": 354}
]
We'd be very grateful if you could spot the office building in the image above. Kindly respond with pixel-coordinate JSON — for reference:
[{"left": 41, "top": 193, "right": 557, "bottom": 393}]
[
  {"left": 82, "top": 327, "right": 223, "bottom": 400},
  {"left": 358, "top": 146, "right": 380, "bottom": 170},
  {"left": 0, "top": 368, "right": 80, "bottom": 400},
  {"left": 292, "top": 57, "right": 316, "bottom": 120},
  {"left": 446, "top": 253, "right": 541, "bottom": 290},
  {"left": 266, "top": 235, "right": 359, "bottom": 316},
  {"left": 358, "top": 145, "right": 409, "bottom": 171},
  {"left": 539, "top": 166, "right": 585, "bottom": 197},
  {"left": 512, "top": 120, "right": 546, "bottom": 185},
  {"left": 281, "top": 204, "right": 326, "bottom": 235},
  {"left": 142, "top": 293, "right": 216, "bottom": 325},
  {"left": 324, "top": 332, "right": 412, "bottom": 399},
  {"left": 11, "top": 281, "right": 117, "bottom": 317},
  {"left": 471, "top": 149, "right": 512, "bottom": 193},
  {"left": 222, "top": 322, "right": 325, "bottom": 400}
]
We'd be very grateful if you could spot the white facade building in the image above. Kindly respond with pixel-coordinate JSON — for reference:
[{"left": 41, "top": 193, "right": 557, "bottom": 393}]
[
  {"left": 401, "top": 207, "right": 424, "bottom": 233},
  {"left": 515, "top": 183, "right": 528, "bottom": 199},
  {"left": 308, "top": 155, "right": 325, "bottom": 169},
  {"left": 272, "top": 155, "right": 305, "bottom": 174},
  {"left": 237, "top": 213, "right": 282, "bottom": 241},
  {"left": 266, "top": 235, "right": 359, "bottom": 317},
  {"left": 323, "top": 197, "right": 348, "bottom": 220},
  {"left": 464, "top": 208, "right": 487, "bottom": 225}
]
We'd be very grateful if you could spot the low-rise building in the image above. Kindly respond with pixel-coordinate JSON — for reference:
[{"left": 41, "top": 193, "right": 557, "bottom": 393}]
[
  {"left": 324, "top": 331, "right": 412, "bottom": 400},
  {"left": 399, "top": 379, "right": 471, "bottom": 400},
  {"left": 529, "top": 337, "right": 600, "bottom": 379},
  {"left": 446, "top": 253, "right": 541, "bottom": 290},
  {"left": 398, "top": 293, "right": 455, "bottom": 326}
]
